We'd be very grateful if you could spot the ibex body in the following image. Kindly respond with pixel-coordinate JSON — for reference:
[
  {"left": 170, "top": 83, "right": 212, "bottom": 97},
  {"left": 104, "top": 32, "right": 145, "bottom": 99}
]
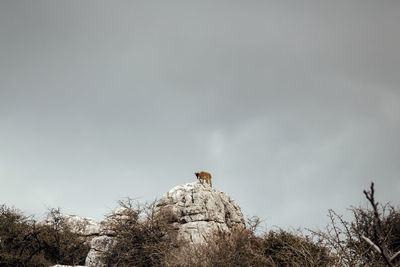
[{"left": 195, "top": 171, "right": 212, "bottom": 187}]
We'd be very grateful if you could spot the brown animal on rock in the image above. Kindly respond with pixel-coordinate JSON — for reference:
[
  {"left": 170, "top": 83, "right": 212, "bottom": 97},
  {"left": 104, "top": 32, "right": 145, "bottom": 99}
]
[{"left": 195, "top": 171, "right": 212, "bottom": 187}]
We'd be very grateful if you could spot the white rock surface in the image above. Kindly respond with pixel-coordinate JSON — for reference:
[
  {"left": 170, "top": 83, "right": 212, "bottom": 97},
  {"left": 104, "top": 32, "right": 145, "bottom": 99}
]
[
  {"left": 41, "top": 214, "right": 100, "bottom": 238},
  {"left": 64, "top": 215, "right": 101, "bottom": 236},
  {"left": 156, "top": 182, "right": 245, "bottom": 244},
  {"left": 85, "top": 235, "right": 116, "bottom": 267},
  {"left": 85, "top": 206, "right": 130, "bottom": 266},
  {"left": 59, "top": 182, "right": 246, "bottom": 266}
]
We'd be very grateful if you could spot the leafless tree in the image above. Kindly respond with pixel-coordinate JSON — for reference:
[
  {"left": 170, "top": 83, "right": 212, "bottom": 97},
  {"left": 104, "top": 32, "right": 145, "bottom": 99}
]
[{"left": 360, "top": 182, "right": 400, "bottom": 266}]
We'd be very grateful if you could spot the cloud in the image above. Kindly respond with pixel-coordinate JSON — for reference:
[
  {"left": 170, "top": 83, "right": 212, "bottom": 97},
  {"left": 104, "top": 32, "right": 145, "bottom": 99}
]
[{"left": 0, "top": 0, "right": 399, "bottom": 228}]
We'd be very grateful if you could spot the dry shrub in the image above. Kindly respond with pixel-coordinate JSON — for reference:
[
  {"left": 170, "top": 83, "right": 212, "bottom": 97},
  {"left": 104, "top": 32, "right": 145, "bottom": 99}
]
[
  {"left": 313, "top": 183, "right": 400, "bottom": 266},
  {"left": 167, "top": 217, "right": 334, "bottom": 267},
  {"left": 37, "top": 208, "right": 91, "bottom": 265},
  {"left": 261, "top": 229, "right": 335, "bottom": 266},
  {"left": 169, "top": 226, "right": 269, "bottom": 267},
  {"left": 102, "top": 199, "right": 182, "bottom": 267},
  {"left": 0, "top": 205, "right": 89, "bottom": 266},
  {"left": 357, "top": 206, "right": 399, "bottom": 265}
]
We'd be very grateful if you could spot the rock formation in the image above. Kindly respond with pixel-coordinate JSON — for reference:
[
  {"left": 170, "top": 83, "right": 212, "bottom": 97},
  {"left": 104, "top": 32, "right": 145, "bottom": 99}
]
[
  {"left": 156, "top": 182, "right": 245, "bottom": 244},
  {"left": 85, "top": 235, "right": 115, "bottom": 267},
  {"left": 63, "top": 215, "right": 100, "bottom": 237},
  {"left": 52, "top": 181, "right": 245, "bottom": 266},
  {"left": 40, "top": 214, "right": 100, "bottom": 243},
  {"left": 85, "top": 208, "right": 129, "bottom": 267}
]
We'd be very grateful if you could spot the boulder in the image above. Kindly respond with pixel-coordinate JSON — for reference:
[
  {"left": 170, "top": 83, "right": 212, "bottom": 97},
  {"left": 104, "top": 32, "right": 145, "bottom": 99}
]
[
  {"left": 85, "top": 207, "right": 131, "bottom": 267},
  {"left": 63, "top": 215, "right": 101, "bottom": 237},
  {"left": 156, "top": 182, "right": 245, "bottom": 244},
  {"left": 85, "top": 235, "right": 116, "bottom": 267}
]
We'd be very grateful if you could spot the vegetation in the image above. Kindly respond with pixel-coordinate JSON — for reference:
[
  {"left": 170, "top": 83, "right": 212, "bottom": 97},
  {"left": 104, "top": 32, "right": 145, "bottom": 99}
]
[
  {"left": 101, "top": 199, "right": 183, "bottom": 266},
  {"left": 168, "top": 224, "right": 335, "bottom": 266},
  {"left": 313, "top": 183, "right": 400, "bottom": 266},
  {"left": 0, "top": 206, "right": 89, "bottom": 267},
  {"left": 1, "top": 182, "right": 399, "bottom": 266}
]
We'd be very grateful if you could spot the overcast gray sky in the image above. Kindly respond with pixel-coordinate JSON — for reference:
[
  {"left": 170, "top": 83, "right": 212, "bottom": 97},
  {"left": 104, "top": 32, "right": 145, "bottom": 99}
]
[{"left": 1, "top": 0, "right": 399, "bottom": 230}]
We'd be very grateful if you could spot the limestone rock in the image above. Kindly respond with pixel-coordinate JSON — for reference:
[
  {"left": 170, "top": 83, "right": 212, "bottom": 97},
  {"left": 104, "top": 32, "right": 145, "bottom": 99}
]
[
  {"left": 99, "top": 206, "right": 133, "bottom": 235},
  {"left": 40, "top": 214, "right": 100, "bottom": 238},
  {"left": 63, "top": 215, "right": 100, "bottom": 237},
  {"left": 85, "top": 235, "right": 116, "bottom": 267},
  {"left": 81, "top": 182, "right": 245, "bottom": 265},
  {"left": 156, "top": 182, "right": 245, "bottom": 244},
  {"left": 85, "top": 207, "right": 130, "bottom": 267}
]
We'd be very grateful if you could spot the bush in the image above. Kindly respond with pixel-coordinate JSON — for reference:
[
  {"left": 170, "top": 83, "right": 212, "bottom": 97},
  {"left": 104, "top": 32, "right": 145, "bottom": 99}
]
[
  {"left": 171, "top": 226, "right": 269, "bottom": 266},
  {"left": 314, "top": 183, "right": 400, "bottom": 266},
  {"left": 261, "top": 229, "right": 335, "bottom": 266},
  {"left": 167, "top": 218, "right": 334, "bottom": 267},
  {"left": 102, "top": 199, "right": 182, "bottom": 267},
  {"left": 0, "top": 205, "right": 89, "bottom": 266},
  {"left": 0, "top": 205, "right": 41, "bottom": 266},
  {"left": 37, "top": 208, "right": 91, "bottom": 265}
]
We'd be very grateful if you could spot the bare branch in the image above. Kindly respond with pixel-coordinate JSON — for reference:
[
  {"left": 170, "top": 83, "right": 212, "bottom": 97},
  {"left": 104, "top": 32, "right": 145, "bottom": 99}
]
[
  {"left": 362, "top": 182, "right": 393, "bottom": 266},
  {"left": 361, "top": 235, "right": 381, "bottom": 254},
  {"left": 390, "top": 250, "right": 400, "bottom": 262}
]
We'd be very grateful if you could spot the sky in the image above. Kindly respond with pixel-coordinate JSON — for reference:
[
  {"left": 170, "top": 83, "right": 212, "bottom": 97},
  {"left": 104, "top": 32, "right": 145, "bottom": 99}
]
[{"left": 1, "top": 0, "right": 399, "bottom": 230}]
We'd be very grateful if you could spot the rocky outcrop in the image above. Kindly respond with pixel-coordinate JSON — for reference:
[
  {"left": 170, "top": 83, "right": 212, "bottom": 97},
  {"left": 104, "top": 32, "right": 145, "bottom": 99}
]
[
  {"left": 63, "top": 215, "right": 100, "bottom": 237},
  {"left": 53, "top": 182, "right": 245, "bottom": 266},
  {"left": 156, "top": 182, "right": 245, "bottom": 244},
  {"left": 85, "top": 235, "right": 115, "bottom": 267},
  {"left": 85, "top": 207, "right": 129, "bottom": 267}
]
